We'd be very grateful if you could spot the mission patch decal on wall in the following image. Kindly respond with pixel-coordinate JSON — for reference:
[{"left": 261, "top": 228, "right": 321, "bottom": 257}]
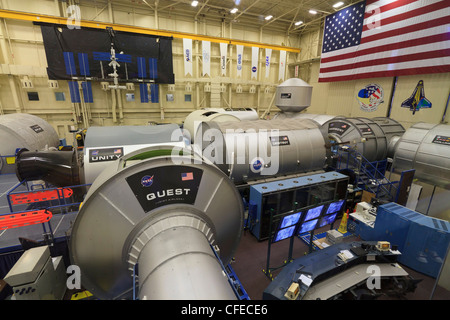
[
  {"left": 356, "top": 83, "right": 384, "bottom": 112},
  {"left": 89, "top": 147, "right": 123, "bottom": 163},
  {"left": 126, "top": 166, "right": 204, "bottom": 213}
]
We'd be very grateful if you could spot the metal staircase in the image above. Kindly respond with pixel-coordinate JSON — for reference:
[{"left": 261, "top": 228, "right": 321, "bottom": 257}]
[{"left": 334, "top": 146, "right": 400, "bottom": 202}]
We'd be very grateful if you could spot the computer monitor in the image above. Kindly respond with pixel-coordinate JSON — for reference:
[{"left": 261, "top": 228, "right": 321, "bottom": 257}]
[
  {"left": 304, "top": 205, "right": 324, "bottom": 221},
  {"left": 278, "top": 211, "right": 303, "bottom": 229},
  {"left": 326, "top": 199, "right": 345, "bottom": 215},
  {"left": 273, "top": 225, "right": 296, "bottom": 243},
  {"left": 319, "top": 212, "right": 338, "bottom": 228},
  {"left": 298, "top": 219, "right": 318, "bottom": 235}
]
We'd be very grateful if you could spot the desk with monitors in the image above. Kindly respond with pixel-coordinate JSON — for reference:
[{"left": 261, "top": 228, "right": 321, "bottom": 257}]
[
  {"left": 273, "top": 199, "right": 345, "bottom": 242},
  {"left": 248, "top": 172, "right": 349, "bottom": 241},
  {"left": 264, "top": 199, "right": 347, "bottom": 280}
]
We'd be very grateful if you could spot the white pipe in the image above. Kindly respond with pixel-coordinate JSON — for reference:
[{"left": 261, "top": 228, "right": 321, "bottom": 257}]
[
  {"left": 80, "top": 98, "right": 89, "bottom": 128},
  {"left": 54, "top": 0, "right": 60, "bottom": 16},
  {"left": 70, "top": 103, "right": 77, "bottom": 122},
  {"left": 111, "top": 89, "right": 117, "bottom": 123},
  {"left": 116, "top": 89, "right": 124, "bottom": 122},
  {"left": 154, "top": 0, "right": 159, "bottom": 29},
  {"left": 78, "top": 84, "right": 89, "bottom": 127},
  {"left": 108, "top": 0, "right": 114, "bottom": 23},
  {"left": 0, "top": 98, "right": 4, "bottom": 115},
  {"left": 8, "top": 76, "right": 21, "bottom": 113}
]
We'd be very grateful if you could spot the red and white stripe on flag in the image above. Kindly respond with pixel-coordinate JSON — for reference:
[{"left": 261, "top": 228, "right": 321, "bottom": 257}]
[{"left": 318, "top": 0, "right": 450, "bottom": 82}]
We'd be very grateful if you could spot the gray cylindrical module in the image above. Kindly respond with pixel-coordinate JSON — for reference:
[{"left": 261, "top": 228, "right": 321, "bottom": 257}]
[
  {"left": 69, "top": 146, "right": 243, "bottom": 300},
  {"left": 393, "top": 122, "right": 450, "bottom": 189},
  {"left": 372, "top": 117, "right": 407, "bottom": 158},
  {"left": 320, "top": 117, "right": 405, "bottom": 162},
  {"left": 194, "top": 118, "right": 329, "bottom": 184},
  {"left": 0, "top": 113, "right": 59, "bottom": 173}
]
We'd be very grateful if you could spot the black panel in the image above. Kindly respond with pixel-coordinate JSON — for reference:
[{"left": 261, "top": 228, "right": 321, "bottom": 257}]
[
  {"left": 39, "top": 24, "right": 174, "bottom": 84},
  {"left": 126, "top": 166, "right": 203, "bottom": 213}
]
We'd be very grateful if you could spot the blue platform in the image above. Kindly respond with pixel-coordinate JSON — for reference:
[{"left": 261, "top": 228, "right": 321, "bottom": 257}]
[{"left": 353, "top": 202, "right": 450, "bottom": 278}]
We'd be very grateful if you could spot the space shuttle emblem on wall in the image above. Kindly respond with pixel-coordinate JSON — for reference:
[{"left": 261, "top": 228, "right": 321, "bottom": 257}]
[{"left": 401, "top": 80, "right": 432, "bottom": 115}]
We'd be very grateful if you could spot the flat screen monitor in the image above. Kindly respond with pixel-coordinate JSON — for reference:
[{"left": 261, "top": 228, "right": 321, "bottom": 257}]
[
  {"left": 319, "top": 213, "right": 338, "bottom": 228},
  {"left": 298, "top": 219, "right": 318, "bottom": 235},
  {"left": 273, "top": 225, "right": 296, "bottom": 243},
  {"left": 326, "top": 199, "right": 345, "bottom": 215},
  {"left": 279, "top": 211, "right": 303, "bottom": 229},
  {"left": 304, "top": 205, "right": 324, "bottom": 221}
]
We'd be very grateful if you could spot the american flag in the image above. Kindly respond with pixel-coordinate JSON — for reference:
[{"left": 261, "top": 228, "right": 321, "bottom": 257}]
[
  {"left": 181, "top": 172, "right": 193, "bottom": 181},
  {"left": 318, "top": 0, "right": 450, "bottom": 82}
]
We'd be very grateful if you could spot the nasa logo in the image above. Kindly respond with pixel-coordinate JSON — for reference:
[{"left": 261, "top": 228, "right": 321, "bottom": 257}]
[
  {"left": 265, "top": 56, "right": 270, "bottom": 67},
  {"left": 253, "top": 160, "right": 262, "bottom": 170},
  {"left": 356, "top": 84, "right": 384, "bottom": 112},
  {"left": 141, "top": 175, "right": 154, "bottom": 187},
  {"left": 250, "top": 157, "right": 264, "bottom": 173},
  {"left": 185, "top": 49, "right": 190, "bottom": 62},
  {"left": 252, "top": 66, "right": 257, "bottom": 72}
]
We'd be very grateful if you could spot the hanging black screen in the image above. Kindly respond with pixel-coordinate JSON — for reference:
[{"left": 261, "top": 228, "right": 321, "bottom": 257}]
[{"left": 38, "top": 24, "right": 174, "bottom": 84}]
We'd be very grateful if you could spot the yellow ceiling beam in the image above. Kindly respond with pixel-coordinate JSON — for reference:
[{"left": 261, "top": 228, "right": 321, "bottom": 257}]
[{"left": 0, "top": 9, "right": 300, "bottom": 53}]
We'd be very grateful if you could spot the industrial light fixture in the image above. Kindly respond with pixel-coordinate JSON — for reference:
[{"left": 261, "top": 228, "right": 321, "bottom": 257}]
[
  {"left": 333, "top": 2, "right": 344, "bottom": 8},
  {"left": 191, "top": 1, "right": 198, "bottom": 7},
  {"left": 230, "top": 8, "right": 238, "bottom": 14},
  {"left": 309, "top": 10, "right": 317, "bottom": 14},
  {"left": 265, "top": 15, "right": 273, "bottom": 20},
  {"left": 295, "top": 21, "right": 303, "bottom": 26}
]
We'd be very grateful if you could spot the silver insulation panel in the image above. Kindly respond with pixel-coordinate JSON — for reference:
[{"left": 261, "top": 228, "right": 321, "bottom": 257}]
[
  {"left": 393, "top": 122, "right": 450, "bottom": 189},
  {"left": 0, "top": 113, "right": 59, "bottom": 173},
  {"left": 183, "top": 108, "right": 258, "bottom": 142},
  {"left": 194, "top": 118, "right": 330, "bottom": 184}
]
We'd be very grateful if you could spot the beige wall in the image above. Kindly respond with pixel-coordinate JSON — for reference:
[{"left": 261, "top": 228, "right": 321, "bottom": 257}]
[
  {"left": 298, "top": 60, "right": 450, "bottom": 129},
  {"left": 0, "top": 0, "right": 300, "bottom": 145},
  {"left": 296, "top": 28, "right": 450, "bottom": 129},
  {"left": 1, "top": 1, "right": 449, "bottom": 143}
]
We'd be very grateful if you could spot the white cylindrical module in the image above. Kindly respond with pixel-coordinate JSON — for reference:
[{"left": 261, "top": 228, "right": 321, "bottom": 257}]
[
  {"left": 210, "top": 108, "right": 259, "bottom": 121},
  {"left": 183, "top": 108, "right": 259, "bottom": 142},
  {"left": 275, "top": 78, "right": 313, "bottom": 113},
  {"left": 393, "top": 122, "right": 450, "bottom": 189},
  {"left": 0, "top": 113, "right": 59, "bottom": 173},
  {"left": 69, "top": 146, "right": 244, "bottom": 300},
  {"left": 194, "top": 118, "right": 330, "bottom": 184},
  {"left": 83, "top": 124, "right": 187, "bottom": 184},
  {"left": 272, "top": 112, "right": 338, "bottom": 125}
]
